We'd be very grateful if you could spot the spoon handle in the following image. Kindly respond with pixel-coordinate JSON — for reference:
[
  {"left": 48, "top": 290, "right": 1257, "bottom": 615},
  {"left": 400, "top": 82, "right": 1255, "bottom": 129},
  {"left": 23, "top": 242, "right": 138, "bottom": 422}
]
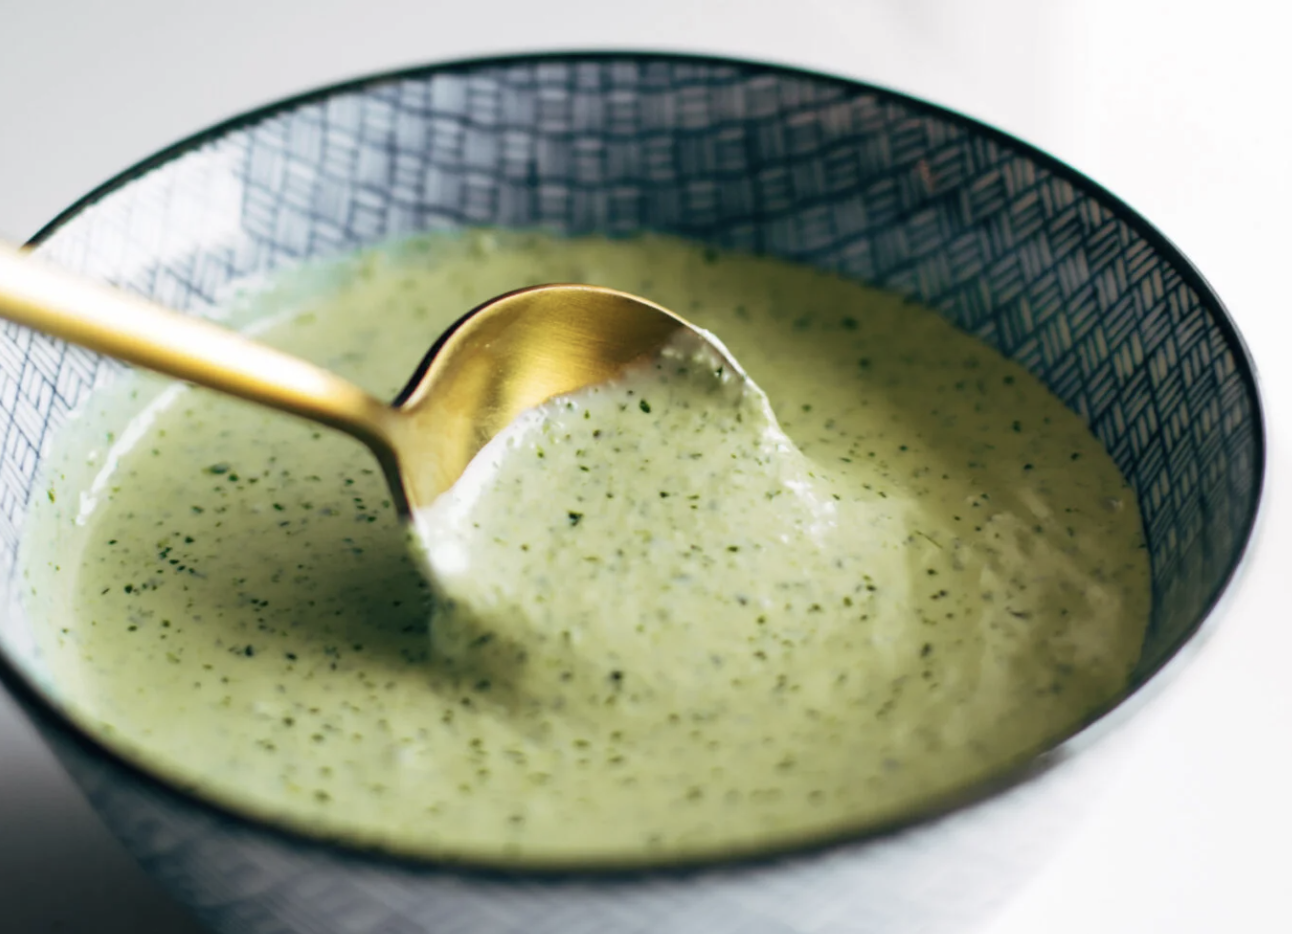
[{"left": 0, "top": 243, "right": 397, "bottom": 454}]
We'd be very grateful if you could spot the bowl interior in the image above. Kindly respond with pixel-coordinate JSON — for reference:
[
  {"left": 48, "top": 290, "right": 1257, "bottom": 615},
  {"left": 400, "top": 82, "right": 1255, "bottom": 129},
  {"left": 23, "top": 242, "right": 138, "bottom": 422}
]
[{"left": 0, "top": 55, "right": 1261, "bottom": 730}]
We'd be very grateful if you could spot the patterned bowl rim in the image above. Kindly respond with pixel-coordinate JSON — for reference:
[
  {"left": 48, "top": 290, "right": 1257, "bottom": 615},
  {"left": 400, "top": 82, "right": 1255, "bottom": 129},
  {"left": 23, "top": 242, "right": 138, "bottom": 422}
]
[{"left": 0, "top": 50, "right": 1268, "bottom": 877}]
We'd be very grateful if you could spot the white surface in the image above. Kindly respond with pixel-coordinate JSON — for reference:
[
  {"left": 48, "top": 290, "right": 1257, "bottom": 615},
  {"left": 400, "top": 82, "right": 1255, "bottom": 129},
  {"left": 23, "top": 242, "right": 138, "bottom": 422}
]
[{"left": 0, "top": 1, "right": 1288, "bottom": 931}]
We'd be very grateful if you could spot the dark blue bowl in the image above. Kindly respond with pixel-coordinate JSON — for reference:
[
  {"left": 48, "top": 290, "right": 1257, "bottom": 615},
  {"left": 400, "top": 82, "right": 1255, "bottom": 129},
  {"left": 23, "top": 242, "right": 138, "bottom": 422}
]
[{"left": 0, "top": 53, "right": 1264, "bottom": 934}]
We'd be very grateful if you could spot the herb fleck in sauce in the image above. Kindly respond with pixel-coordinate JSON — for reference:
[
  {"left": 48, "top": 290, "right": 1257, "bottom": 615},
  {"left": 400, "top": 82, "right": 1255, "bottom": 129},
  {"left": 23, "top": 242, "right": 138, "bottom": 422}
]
[{"left": 31, "top": 232, "right": 1149, "bottom": 865}]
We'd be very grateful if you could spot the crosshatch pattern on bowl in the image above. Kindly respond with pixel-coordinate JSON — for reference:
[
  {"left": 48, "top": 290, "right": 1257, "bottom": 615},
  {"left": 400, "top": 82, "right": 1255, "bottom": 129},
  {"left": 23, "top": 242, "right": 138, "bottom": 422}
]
[{"left": 3, "top": 57, "right": 1259, "bottom": 680}]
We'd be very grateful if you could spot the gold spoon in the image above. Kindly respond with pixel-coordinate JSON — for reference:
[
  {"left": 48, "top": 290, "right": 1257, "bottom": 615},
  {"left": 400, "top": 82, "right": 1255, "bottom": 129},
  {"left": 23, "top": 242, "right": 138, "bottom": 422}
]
[{"left": 0, "top": 243, "right": 735, "bottom": 518}]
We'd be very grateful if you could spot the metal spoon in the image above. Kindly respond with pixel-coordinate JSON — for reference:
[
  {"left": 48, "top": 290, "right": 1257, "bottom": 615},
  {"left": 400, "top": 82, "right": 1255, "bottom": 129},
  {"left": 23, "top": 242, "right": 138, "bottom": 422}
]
[{"left": 0, "top": 243, "right": 736, "bottom": 518}]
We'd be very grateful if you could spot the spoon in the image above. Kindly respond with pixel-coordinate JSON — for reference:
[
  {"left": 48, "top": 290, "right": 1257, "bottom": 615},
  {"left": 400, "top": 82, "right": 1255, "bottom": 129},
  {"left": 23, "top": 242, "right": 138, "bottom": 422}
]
[{"left": 0, "top": 243, "right": 737, "bottom": 519}]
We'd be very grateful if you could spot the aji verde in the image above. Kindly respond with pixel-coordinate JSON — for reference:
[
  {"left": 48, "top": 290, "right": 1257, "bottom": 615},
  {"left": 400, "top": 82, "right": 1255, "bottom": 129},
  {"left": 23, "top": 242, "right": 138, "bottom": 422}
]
[{"left": 26, "top": 232, "right": 1150, "bottom": 866}]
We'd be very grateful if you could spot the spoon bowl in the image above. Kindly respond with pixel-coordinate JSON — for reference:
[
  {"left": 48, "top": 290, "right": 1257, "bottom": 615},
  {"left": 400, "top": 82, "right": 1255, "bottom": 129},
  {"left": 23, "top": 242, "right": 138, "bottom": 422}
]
[
  {"left": 388, "top": 282, "right": 737, "bottom": 514},
  {"left": 0, "top": 245, "right": 732, "bottom": 522}
]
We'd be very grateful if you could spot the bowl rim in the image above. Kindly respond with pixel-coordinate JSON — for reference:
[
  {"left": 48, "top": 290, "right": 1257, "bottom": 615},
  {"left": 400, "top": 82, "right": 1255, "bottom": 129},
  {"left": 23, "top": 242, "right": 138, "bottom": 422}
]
[{"left": 0, "top": 48, "right": 1268, "bottom": 877}]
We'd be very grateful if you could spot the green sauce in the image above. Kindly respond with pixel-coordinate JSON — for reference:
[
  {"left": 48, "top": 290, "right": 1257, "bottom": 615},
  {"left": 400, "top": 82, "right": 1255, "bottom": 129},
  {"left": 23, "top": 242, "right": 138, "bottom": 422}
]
[{"left": 25, "top": 232, "right": 1149, "bottom": 866}]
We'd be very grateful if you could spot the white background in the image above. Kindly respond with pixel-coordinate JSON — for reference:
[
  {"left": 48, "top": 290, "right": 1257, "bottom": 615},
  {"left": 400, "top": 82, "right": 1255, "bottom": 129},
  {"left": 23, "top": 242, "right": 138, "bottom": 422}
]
[{"left": 0, "top": 1, "right": 1288, "bottom": 931}]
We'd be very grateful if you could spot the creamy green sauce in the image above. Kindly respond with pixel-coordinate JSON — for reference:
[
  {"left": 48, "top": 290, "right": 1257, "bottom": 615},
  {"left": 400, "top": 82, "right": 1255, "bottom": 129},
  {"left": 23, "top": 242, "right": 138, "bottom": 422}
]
[{"left": 26, "top": 232, "right": 1149, "bottom": 866}]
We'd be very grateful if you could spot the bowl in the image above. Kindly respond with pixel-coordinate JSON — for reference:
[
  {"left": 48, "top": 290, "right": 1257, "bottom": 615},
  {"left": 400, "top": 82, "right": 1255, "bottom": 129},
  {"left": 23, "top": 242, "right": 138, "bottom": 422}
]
[{"left": 0, "top": 53, "right": 1264, "bottom": 933}]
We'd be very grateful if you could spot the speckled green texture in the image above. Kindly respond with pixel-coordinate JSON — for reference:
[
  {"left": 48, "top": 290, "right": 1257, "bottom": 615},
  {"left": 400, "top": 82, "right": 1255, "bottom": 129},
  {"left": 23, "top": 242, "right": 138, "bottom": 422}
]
[{"left": 29, "top": 232, "right": 1150, "bottom": 867}]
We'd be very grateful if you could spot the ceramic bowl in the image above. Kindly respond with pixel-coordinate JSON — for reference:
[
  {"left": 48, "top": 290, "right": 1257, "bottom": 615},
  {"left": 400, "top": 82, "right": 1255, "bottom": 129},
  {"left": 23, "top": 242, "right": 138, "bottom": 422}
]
[{"left": 0, "top": 53, "right": 1264, "bottom": 934}]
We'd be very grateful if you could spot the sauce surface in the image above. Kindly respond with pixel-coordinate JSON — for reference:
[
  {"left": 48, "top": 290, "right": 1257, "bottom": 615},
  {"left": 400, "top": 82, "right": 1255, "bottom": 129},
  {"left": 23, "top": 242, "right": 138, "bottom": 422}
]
[{"left": 27, "top": 232, "right": 1150, "bottom": 865}]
